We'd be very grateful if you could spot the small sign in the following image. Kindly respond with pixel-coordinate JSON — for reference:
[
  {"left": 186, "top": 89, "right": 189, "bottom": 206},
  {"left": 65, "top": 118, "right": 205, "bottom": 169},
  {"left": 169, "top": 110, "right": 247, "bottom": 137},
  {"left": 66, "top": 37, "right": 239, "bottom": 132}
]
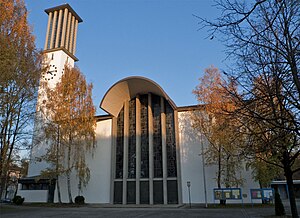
[
  {"left": 214, "top": 190, "right": 223, "bottom": 200},
  {"left": 250, "top": 188, "right": 274, "bottom": 202},
  {"left": 251, "top": 189, "right": 262, "bottom": 199},
  {"left": 213, "top": 188, "right": 242, "bottom": 200}
]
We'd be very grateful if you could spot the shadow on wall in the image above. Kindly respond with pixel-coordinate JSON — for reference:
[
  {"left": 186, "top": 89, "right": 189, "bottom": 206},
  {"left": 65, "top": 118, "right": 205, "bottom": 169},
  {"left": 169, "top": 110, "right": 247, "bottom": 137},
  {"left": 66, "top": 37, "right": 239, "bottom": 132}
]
[{"left": 178, "top": 111, "right": 202, "bottom": 164}]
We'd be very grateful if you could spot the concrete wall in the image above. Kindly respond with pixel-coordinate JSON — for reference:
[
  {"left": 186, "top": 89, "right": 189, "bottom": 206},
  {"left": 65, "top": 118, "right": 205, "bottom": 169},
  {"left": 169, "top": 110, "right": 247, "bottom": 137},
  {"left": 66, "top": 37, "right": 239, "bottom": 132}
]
[
  {"left": 18, "top": 184, "right": 48, "bottom": 202},
  {"left": 54, "top": 118, "right": 112, "bottom": 203},
  {"left": 28, "top": 50, "right": 75, "bottom": 178},
  {"left": 178, "top": 111, "right": 259, "bottom": 204}
]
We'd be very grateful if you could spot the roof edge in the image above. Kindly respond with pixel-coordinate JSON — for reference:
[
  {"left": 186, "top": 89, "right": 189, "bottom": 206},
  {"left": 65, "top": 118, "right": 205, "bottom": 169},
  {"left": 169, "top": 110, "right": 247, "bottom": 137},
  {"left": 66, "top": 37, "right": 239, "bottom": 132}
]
[
  {"left": 45, "top": 4, "right": 83, "bottom": 23},
  {"left": 100, "top": 76, "right": 177, "bottom": 116}
]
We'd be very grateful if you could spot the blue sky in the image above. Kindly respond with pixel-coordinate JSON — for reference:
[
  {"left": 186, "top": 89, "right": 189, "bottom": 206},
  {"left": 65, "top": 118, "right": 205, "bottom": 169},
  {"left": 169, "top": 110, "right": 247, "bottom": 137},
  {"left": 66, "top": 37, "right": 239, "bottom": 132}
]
[{"left": 25, "top": 0, "right": 227, "bottom": 115}]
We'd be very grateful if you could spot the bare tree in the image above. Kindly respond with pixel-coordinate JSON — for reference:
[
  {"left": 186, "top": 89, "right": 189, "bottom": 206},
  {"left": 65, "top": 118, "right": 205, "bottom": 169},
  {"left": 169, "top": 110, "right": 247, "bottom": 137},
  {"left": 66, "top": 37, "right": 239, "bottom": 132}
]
[{"left": 197, "top": 0, "right": 299, "bottom": 217}]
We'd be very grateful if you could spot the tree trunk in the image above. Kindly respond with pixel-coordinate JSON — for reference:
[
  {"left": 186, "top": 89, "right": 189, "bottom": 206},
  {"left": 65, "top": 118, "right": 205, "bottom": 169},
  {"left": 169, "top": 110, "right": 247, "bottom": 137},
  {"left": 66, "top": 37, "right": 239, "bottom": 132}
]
[
  {"left": 56, "top": 176, "right": 62, "bottom": 203},
  {"left": 218, "top": 145, "right": 226, "bottom": 205},
  {"left": 217, "top": 146, "right": 221, "bottom": 189},
  {"left": 56, "top": 126, "right": 62, "bottom": 203},
  {"left": 0, "top": 175, "right": 6, "bottom": 199},
  {"left": 284, "top": 165, "right": 298, "bottom": 218},
  {"left": 67, "top": 141, "right": 73, "bottom": 203}
]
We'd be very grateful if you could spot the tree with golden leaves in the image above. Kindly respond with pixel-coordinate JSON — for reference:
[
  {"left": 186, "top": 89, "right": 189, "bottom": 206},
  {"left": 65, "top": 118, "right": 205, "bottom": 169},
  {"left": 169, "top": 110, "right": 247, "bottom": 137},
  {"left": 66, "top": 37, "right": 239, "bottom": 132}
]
[
  {"left": 41, "top": 65, "right": 96, "bottom": 203},
  {"left": 0, "top": 0, "right": 42, "bottom": 199},
  {"left": 197, "top": 1, "right": 299, "bottom": 216},
  {"left": 192, "top": 66, "right": 243, "bottom": 204}
]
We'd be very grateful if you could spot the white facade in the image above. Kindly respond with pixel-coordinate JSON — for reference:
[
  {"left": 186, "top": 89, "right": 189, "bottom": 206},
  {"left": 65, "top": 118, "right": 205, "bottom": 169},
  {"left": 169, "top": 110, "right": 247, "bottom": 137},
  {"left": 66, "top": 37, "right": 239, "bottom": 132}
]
[
  {"left": 53, "top": 118, "right": 113, "bottom": 203},
  {"left": 28, "top": 50, "right": 75, "bottom": 178},
  {"left": 22, "top": 106, "right": 259, "bottom": 204},
  {"left": 178, "top": 111, "right": 259, "bottom": 204},
  {"left": 19, "top": 3, "right": 259, "bottom": 205}
]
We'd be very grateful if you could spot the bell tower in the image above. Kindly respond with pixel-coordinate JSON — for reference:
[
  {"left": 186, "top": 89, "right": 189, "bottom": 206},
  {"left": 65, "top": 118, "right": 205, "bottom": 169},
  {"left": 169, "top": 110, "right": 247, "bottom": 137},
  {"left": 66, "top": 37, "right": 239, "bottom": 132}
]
[
  {"left": 41, "top": 4, "right": 82, "bottom": 88},
  {"left": 27, "top": 4, "right": 82, "bottom": 177}
]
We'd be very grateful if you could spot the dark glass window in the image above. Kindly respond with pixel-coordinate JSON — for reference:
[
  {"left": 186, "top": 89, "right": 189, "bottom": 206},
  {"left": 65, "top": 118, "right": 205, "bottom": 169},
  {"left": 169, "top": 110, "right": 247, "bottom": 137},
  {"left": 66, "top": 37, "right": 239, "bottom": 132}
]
[
  {"left": 167, "top": 180, "right": 178, "bottom": 204},
  {"left": 128, "top": 99, "right": 136, "bottom": 178},
  {"left": 113, "top": 94, "right": 178, "bottom": 205},
  {"left": 21, "top": 183, "right": 49, "bottom": 190},
  {"left": 140, "top": 95, "right": 149, "bottom": 178},
  {"left": 140, "top": 181, "right": 149, "bottom": 204},
  {"left": 152, "top": 95, "right": 162, "bottom": 178},
  {"left": 114, "top": 181, "right": 123, "bottom": 204},
  {"left": 153, "top": 181, "right": 163, "bottom": 204},
  {"left": 127, "top": 181, "right": 136, "bottom": 204},
  {"left": 116, "top": 108, "right": 124, "bottom": 179},
  {"left": 165, "top": 101, "right": 177, "bottom": 177}
]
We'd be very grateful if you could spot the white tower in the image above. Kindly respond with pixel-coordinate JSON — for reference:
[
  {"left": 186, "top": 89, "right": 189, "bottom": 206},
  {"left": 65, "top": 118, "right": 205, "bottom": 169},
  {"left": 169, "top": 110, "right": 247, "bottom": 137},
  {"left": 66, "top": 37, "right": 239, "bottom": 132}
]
[
  {"left": 28, "top": 4, "right": 82, "bottom": 177},
  {"left": 42, "top": 4, "right": 82, "bottom": 88}
]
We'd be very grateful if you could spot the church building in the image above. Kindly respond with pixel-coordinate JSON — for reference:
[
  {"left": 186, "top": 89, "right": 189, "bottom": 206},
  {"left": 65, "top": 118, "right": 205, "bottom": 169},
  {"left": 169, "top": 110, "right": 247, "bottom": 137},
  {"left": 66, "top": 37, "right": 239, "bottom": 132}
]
[{"left": 18, "top": 4, "right": 258, "bottom": 205}]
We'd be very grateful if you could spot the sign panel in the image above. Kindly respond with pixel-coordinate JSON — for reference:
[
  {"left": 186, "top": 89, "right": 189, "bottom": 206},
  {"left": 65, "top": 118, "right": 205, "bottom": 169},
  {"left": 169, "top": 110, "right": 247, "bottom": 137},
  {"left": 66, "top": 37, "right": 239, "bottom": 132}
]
[
  {"left": 213, "top": 188, "right": 242, "bottom": 200},
  {"left": 251, "top": 189, "right": 262, "bottom": 199},
  {"left": 250, "top": 188, "right": 274, "bottom": 201}
]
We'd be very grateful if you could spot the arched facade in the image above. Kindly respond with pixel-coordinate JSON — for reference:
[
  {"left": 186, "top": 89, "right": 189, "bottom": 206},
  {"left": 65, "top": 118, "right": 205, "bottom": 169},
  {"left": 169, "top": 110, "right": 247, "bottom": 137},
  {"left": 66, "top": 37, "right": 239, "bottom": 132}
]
[
  {"left": 19, "top": 4, "right": 259, "bottom": 205},
  {"left": 101, "top": 77, "right": 182, "bottom": 204}
]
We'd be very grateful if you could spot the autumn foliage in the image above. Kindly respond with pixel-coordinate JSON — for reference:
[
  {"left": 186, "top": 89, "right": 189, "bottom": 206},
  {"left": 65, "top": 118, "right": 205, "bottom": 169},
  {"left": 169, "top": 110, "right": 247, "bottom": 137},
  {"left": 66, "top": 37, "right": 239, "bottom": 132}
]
[
  {"left": 0, "top": 0, "right": 42, "bottom": 199},
  {"left": 41, "top": 65, "right": 96, "bottom": 203},
  {"left": 192, "top": 66, "right": 243, "bottom": 192}
]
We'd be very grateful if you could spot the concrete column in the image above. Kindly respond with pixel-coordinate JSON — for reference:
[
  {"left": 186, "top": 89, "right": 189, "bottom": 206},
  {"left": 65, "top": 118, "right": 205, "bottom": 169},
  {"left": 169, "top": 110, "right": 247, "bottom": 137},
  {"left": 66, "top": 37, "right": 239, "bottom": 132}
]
[
  {"left": 44, "top": 12, "right": 52, "bottom": 50},
  {"left": 135, "top": 95, "right": 141, "bottom": 204},
  {"left": 65, "top": 12, "right": 72, "bottom": 50},
  {"left": 69, "top": 16, "right": 75, "bottom": 54},
  {"left": 148, "top": 93, "right": 154, "bottom": 204},
  {"left": 61, "top": 8, "right": 68, "bottom": 47},
  {"left": 110, "top": 117, "right": 117, "bottom": 204},
  {"left": 174, "top": 110, "right": 183, "bottom": 204},
  {"left": 161, "top": 97, "right": 168, "bottom": 204},
  {"left": 55, "top": 9, "right": 63, "bottom": 48},
  {"left": 122, "top": 101, "right": 129, "bottom": 204},
  {"left": 49, "top": 10, "right": 58, "bottom": 49},
  {"left": 72, "top": 19, "right": 79, "bottom": 55}
]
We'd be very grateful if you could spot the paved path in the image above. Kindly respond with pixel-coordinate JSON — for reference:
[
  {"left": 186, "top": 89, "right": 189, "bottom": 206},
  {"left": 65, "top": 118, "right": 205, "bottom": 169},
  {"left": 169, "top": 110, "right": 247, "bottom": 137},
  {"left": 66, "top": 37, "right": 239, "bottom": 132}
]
[
  {"left": 0, "top": 204, "right": 281, "bottom": 218},
  {"left": 1, "top": 199, "right": 299, "bottom": 218}
]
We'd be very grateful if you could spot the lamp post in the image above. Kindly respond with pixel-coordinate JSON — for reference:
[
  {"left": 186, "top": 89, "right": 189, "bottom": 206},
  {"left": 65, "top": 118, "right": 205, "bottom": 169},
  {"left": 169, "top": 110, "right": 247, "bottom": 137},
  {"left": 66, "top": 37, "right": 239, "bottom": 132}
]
[
  {"left": 187, "top": 181, "right": 191, "bottom": 208},
  {"left": 201, "top": 133, "right": 208, "bottom": 208}
]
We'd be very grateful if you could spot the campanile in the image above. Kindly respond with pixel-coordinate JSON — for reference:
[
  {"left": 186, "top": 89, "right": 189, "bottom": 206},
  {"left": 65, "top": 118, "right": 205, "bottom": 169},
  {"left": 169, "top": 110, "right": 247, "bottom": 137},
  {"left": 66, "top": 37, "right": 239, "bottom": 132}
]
[{"left": 42, "top": 4, "right": 82, "bottom": 88}]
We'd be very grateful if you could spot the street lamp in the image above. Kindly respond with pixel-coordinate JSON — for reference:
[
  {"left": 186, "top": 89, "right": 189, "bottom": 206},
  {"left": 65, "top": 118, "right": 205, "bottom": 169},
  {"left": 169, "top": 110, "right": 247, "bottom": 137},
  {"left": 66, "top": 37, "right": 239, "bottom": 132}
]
[{"left": 187, "top": 181, "right": 191, "bottom": 208}]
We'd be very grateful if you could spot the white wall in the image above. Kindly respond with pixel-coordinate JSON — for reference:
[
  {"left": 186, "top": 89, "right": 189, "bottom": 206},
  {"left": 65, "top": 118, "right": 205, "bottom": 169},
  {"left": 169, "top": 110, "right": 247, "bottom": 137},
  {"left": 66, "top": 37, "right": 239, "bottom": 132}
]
[
  {"left": 28, "top": 50, "right": 75, "bottom": 178},
  {"left": 178, "top": 111, "right": 259, "bottom": 204},
  {"left": 54, "top": 118, "right": 112, "bottom": 203},
  {"left": 18, "top": 184, "right": 48, "bottom": 202}
]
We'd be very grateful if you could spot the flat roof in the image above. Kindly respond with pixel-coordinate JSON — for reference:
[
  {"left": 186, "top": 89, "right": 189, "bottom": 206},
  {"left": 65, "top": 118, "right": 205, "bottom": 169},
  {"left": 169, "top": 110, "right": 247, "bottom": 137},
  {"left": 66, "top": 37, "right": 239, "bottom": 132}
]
[
  {"left": 45, "top": 3, "right": 83, "bottom": 23},
  {"left": 271, "top": 180, "right": 300, "bottom": 184}
]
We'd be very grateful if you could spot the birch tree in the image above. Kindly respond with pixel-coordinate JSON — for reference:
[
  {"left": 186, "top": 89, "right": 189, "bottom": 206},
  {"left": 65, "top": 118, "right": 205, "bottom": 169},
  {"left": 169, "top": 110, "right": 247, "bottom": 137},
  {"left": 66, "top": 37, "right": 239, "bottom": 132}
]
[
  {"left": 192, "top": 66, "right": 244, "bottom": 205},
  {"left": 41, "top": 65, "right": 96, "bottom": 203}
]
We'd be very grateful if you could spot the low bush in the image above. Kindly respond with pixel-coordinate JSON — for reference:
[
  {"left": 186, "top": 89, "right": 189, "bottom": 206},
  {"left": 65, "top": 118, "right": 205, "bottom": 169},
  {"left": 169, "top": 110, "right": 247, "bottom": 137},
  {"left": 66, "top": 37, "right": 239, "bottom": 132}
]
[
  {"left": 74, "top": 195, "right": 85, "bottom": 204},
  {"left": 12, "top": 195, "right": 25, "bottom": 205}
]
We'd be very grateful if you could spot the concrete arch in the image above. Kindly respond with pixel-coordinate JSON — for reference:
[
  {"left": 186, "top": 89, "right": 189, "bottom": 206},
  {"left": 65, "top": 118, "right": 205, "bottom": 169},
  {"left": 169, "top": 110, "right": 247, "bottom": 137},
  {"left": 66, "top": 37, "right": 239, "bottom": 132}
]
[{"left": 100, "top": 76, "right": 176, "bottom": 117}]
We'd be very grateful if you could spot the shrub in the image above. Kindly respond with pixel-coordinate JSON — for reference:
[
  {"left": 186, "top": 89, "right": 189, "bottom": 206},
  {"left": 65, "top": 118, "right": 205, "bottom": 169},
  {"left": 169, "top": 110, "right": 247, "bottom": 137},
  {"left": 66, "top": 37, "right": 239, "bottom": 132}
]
[
  {"left": 12, "top": 195, "right": 25, "bottom": 205},
  {"left": 75, "top": 195, "right": 85, "bottom": 204},
  {"left": 275, "top": 191, "right": 285, "bottom": 216}
]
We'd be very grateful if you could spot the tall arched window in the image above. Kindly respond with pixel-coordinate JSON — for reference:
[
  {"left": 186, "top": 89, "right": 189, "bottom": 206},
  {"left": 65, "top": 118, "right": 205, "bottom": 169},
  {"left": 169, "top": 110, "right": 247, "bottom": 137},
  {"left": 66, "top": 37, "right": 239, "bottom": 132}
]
[{"left": 113, "top": 93, "right": 178, "bottom": 204}]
